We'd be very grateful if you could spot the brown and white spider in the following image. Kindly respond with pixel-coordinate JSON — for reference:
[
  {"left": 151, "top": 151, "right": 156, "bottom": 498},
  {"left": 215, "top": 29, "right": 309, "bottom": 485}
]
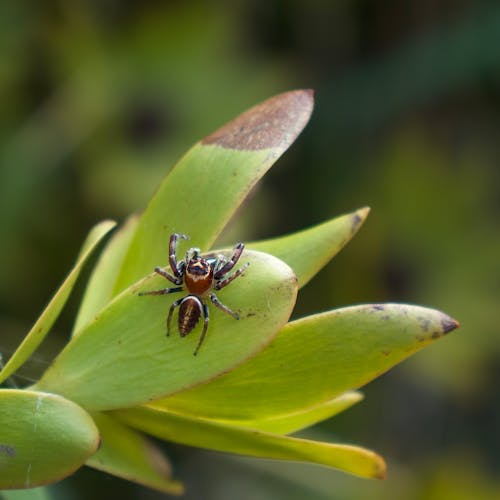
[{"left": 139, "top": 233, "right": 249, "bottom": 355}]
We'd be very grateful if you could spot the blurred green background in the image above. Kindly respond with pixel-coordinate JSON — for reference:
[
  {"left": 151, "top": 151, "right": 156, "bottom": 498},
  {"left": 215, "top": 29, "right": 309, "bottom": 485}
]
[{"left": 1, "top": 1, "right": 499, "bottom": 499}]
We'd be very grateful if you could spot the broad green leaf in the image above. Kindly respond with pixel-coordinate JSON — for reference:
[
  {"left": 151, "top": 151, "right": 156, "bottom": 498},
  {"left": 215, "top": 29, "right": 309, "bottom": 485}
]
[
  {"left": 114, "top": 406, "right": 386, "bottom": 480},
  {"left": 113, "top": 90, "right": 314, "bottom": 294},
  {"left": 73, "top": 215, "right": 139, "bottom": 335},
  {"left": 223, "top": 391, "right": 364, "bottom": 434},
  {"left": 86, "top": 413, "right": 183, "bottom": 495},
  {"left": 153, "top": 304, "right": 459, "bottom": 420},
  {"left": 0, "top": 220, "right": 116, "bottom": 385},
  {"left": 1, "top": 487, "right": 51, "bottom": 500},
  {"left": 0, "top": 389, "right": 99, "bottom": 489},
  {"left": 33, "top": 251, "right": 297, "bottom": 411},
  {"left": 249, "top": 207, "right": 370, "bottom": 288}
]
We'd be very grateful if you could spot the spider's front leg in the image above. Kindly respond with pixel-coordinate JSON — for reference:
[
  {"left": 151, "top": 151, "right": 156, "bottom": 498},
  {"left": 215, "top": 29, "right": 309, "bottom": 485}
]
[
  {"left": 152, "top": 233, "right": 189, "bottom": 285},
  {"left": 169, "top": 232, "right": 189, "bottom": 280},
  {"left": 214, "top": 242, "right": 244, "bottom": 279},
  {"left": 138, "top": 286, "right": 183, "bottom": 297},
  {"left": 214, "top": 261, "right": 250, "bottom": 291}
]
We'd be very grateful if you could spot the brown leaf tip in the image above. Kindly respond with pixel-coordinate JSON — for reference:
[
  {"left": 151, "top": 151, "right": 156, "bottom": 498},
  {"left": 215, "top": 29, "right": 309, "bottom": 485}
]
[
  {"left": 202, "top": 89, "right": 314, "bottom": 151},
  {"left": 441, "top": 315, "right": 460, "bottom": 334}
]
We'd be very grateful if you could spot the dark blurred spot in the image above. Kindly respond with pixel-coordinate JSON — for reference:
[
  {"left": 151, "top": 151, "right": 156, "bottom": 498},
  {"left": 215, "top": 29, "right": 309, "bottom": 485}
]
[
  {"left": 125, "top": 97, "right": 175, "bottom": 148},
  {"left": 0, "top": 444, "right": 16, "bottom": 457},
  {"left": 381, "top": 250, "right": 418, "bottom": 300}
]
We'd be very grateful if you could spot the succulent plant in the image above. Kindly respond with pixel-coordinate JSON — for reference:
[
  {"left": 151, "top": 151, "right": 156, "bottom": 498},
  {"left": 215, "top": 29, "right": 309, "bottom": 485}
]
[{"left": 0, "top": 90, "right": 458, "bottom": 494}]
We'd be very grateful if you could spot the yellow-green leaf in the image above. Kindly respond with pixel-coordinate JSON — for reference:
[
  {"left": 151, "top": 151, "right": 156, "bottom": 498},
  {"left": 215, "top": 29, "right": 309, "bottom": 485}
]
[
  {"left": 249, "top": 207, "right": 370, "bottom": 288},
  {"left": 0, "top": 389, "right": 99, "bottom": 489},
  {"left": 1, "top": 487, "right": 51, "bottom": 500},
  {"left": 223, "top": 391, "right": 364, "bottom": 434},
  {"left": 73, "top": 215, "right": 139, "bottom": 335},
  {"left": 153, "top": 304, "right": 458, "bottom": 420},
  {"left": 0, "top": 220, "right": 116, "bottom": 385},
  {"left": 33, "top": 251, "right": 297, "bottom": 411},
  {"left": 114, "top": 406, "right": 386, "bottom": 480},
  {"left": 87, "top": 413, "right": 183, "bottom": 495},
  {"left": 113, "top": 90, "right": 314, "bottom": 294}
]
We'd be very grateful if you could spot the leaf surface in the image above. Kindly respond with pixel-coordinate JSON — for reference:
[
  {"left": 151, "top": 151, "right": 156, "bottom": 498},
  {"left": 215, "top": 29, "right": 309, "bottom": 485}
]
[
  {"left": 87, "top": 413, "right": 183, "bottom": 495},
  {"left": 224, "top": 391, "right": 364, "bottom": 434},
  {"left": 115, "top": 406, "right": 386, "bottom": 480},
  {"left": 73, "top": 215, "right": 138, "bottom": 335},
  {"left": 0, "top": 220, "right": 116, "bottom": 384},
  {"left": 34, "top": 251, "right": 297, "bottom": 411},
  {"left": 154, "top": 304, "right": 459, "bottom": 420},
  {"left": 0, "top": 389, "right": 99, "bottom": 489},
  {"left": 249, "top": 207, "right": 369, "bottom": 288},
  {"left": 113, "top": 90, "right": 313, "bottom": 293}
]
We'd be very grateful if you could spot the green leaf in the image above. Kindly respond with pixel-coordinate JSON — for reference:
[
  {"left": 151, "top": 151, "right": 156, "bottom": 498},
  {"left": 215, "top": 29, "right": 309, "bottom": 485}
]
[
  {"left": 33, "top": 250, "right": 297, "bottom": 411},
  {"left": 114, "top": 406, "right": 386, "bottom": 480},
  {"left": 0, "top": 220, "right": 116, "bottom": 385},
  {"left": 152, "top": 304, "right": 459, "bottom": 420},
  {"left": 73, "top": 215, "right": 139, "bottom": 335},
  {"left": 86, "top": 413, "right": 183, "bottom": 495},
  {"left": 0, "top": 389, "right": 100, "bottom": 489},
  {"left": 1, "top": 487, "right": 51, "bottom": 500},
  {"left": 223, "top": 391, "right": 364, "bottom": 435},
  {"left": 113, "top": 90, "right": 314, "bottom": 294},
  {"left": 249, "top": 207, "right": 370, "bottom": 288}
]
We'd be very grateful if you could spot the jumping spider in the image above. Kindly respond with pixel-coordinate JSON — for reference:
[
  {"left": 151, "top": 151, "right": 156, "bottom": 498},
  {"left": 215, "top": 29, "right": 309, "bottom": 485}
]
[{"left": 139, "top": 233, "right": 249, "bottom": 355}]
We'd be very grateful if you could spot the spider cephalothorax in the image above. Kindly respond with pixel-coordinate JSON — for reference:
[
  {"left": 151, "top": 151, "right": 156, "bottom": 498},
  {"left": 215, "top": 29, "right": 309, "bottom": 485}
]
[{"left": 139, "top": 233, "right": 249, "bottom": 355}]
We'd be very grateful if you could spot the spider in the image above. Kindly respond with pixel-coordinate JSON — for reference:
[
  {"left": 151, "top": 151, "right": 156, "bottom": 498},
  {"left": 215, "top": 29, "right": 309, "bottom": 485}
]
[{"left": 139, "top": 233, "right": 249, "bottom": 355}]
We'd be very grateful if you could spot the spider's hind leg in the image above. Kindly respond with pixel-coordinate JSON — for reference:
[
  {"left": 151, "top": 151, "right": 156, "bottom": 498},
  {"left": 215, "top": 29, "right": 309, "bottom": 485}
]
[
  {"left": 193, "top": 303, "right": 210, "bottom": 356},
  {"left": 167, "top": 297, "right": 184, "bottom": 336}
]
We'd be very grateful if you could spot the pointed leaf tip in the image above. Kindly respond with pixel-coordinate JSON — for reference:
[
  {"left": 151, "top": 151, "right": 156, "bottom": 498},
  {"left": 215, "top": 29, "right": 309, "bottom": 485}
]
[
  {"left": 202, "top": 89, "right": 314, "bottom": 151},
  {"left": 441, "top": 315, "right": 460, "bottom": 334}
]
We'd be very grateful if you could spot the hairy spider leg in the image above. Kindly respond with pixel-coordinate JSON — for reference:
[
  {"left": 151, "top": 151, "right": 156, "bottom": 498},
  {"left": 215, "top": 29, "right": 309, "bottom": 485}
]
[
  {"left": 214, "top": 243, "right": 244, "bottom": 279},
  {"left": 193, "top": 303, "right": 210, "bottom": 356},
  {"left": 138, "top": 286, "right": 183, "bottom": 297},
  {"left": 166, "top": 297, "right": 184, "bottom": 336},
  {"left": 154, "top": 266, "right": 182, "bottom": 285},
  {"left": 215, "top": 262, "right": 250, "bottom": 290},
  {"left": 169, "top": 232, "right": 189, "bottom": 278},
  {"left": 210, "top": 293, "right": 239, "bottom": 320}
]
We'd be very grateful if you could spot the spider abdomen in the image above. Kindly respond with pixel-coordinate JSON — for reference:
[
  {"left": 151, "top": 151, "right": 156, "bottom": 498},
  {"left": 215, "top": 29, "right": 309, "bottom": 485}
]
[{"left": 178, "top": 295, "right": 203, "bottom": 336}]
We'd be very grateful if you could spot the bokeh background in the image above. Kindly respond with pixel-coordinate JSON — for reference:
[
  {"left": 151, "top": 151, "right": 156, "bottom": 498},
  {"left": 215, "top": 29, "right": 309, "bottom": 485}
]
[{"left": 1, "top": 1, "right": 499, "bottom": 499}]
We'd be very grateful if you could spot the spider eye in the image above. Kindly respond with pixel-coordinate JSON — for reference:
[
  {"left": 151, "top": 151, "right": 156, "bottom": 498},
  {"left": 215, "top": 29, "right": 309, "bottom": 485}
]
[{"left": 187, "top": 259, "right": 211, "bottom": 276}]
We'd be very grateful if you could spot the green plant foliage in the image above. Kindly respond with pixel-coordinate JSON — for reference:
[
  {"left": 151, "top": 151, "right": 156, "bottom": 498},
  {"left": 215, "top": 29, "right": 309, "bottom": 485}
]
[
  {"left": 0, "top": 389, "right": 99, "bottom": 490},
  {"left": 33, "top": 250, "right": 297, "bottom": 411},
  {"left": 87, "top": 413, "right": 183, "bottom": 495},
  {"left": 0, "top": 220, "right": 116, "bottom": 385},
  {"left": 223, "top": 391, "right": 364, "bottom": 434},
  {"left": 1, "top": 487, "right": 51, "bottom": 500},
  {"left": 249, "top": 207, "right": 370, "bottom": 288},
  {"left": 151, "top": 304, "right": 457, "bottom": 421},
  {"left": 2, "top": 90, "right": 460, "bottom": 492},
  {"left": 113, "top": 90, "right": 314, "bottom": 294},
  {"left": 114, "top": 406, "right": 386, "bottom": 480},
  {"left": 73, "top": 215, "right": 139, "bottom": 335}
]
